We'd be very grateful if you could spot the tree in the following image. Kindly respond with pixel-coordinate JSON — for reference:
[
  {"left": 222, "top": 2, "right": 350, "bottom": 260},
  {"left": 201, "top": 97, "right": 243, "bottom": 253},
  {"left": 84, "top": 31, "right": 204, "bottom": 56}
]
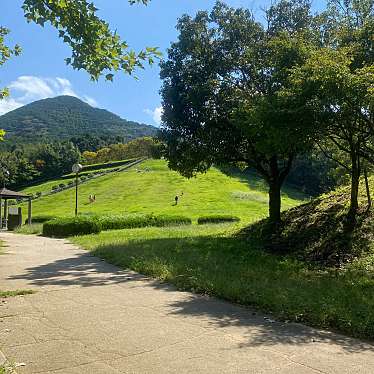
[
  {"left": 160, "top": 1, "right": 316, "bottom": 225},
  {"left": 82, "top": 150, "right": 97, "bottom": 164},
  {"left": 0, "top": 151, "right": 39, "bottom": 188},
  {"left": 81, "top": 137, "right": 162, "bottom": 164},
  {"left": 0, "top": 0, "right": 159, "bottom": 102},
  {"left": 290, "top": 49, "right": 373, "bottom": 223},
  {"left": 0, "top": 27, "right": 20, "bottom": 140},
  {"left": 0, "top": 27, "right": 21, "bottom": 100},
  {"left": 286, "top": 150, "right": 343, "bottom": 196},
  {"left": 288, "top": 0, "right": 374, "bottom": 224},
  {"left": 28, "top": 141, "right": 80, "bottom": 177}
]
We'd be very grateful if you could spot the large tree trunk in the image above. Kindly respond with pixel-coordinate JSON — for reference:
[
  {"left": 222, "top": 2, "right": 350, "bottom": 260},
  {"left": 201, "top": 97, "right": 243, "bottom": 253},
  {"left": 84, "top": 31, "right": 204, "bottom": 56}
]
[
  {"left": 268, "top": 179, "right": 281, "bottom": 224},
  {"left": 255, "top": 154, "right": 293, "bottom": 228},
  {"left": 267, "top": 156, "right": 283, "bottom": 226}
]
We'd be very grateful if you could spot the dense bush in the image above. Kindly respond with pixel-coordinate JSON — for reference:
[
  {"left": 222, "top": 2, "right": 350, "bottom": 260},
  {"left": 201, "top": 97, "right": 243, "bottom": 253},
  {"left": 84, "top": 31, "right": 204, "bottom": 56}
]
[
  {"left": 42, "top": 214, "right": 192, "bottom": 238},
  {"left": 97, "top": 214, "right": 192, "bottom": 231},
  {"left": 43, "top": 216, "right": 102, "bottom": 237},
  {"left": 197, "top": 215, "right": 240, "bottom": 225}
]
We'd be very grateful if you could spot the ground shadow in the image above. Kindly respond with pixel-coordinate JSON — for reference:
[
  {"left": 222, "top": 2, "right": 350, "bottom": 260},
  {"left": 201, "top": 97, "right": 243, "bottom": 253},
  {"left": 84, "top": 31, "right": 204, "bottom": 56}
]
[
  {"left": 7, "top": 233, "right": 374, "bottom": 353},
  {"left": 163, "top": 294, "right": 374, "bottom": 354},
  {"left": 7, "top": 250, "right": 149, "bottom": 287}
]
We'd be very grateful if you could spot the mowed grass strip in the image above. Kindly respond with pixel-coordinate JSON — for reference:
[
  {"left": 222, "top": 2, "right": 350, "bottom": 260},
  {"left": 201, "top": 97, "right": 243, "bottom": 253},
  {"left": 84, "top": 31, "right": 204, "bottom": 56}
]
[
  {"left": 74, "top": 224, "right": 374, "bottom": 340},
  {"left": 19, "top": 158, "right": 136, "bottom": 196},
  {"left": 21, "top": 159, "right": 303, "bottom": 220}
]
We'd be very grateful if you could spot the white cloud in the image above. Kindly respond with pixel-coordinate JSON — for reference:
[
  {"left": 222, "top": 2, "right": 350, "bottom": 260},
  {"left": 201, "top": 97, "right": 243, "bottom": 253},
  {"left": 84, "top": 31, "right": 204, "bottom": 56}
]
[
  {"left": 0, "top": 76, "right": 98, "bottom": 115},
  {"left": 83, "top": 95, "right": 98, "bottom": 107},
  {"left": 0, "top": 98, "right": 23, "bottom": 115},
  {"left": 144, "top": 106, "right": 163, "bottom": 126}
]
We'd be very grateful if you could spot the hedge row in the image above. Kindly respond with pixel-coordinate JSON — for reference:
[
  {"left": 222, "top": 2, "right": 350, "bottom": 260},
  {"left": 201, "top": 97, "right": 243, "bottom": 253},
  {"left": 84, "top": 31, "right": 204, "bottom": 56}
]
[
  {"left": 197, "top": 215, "right": 240, "bottom": 225},
  {"left": 42, "top": 214, "right": 239, "bottom": 237},
  {"left": 43, "top": 216, "right": 101, "bottom": 238},
  {"left": 42, "top": 214, "right": 192, "bottom": 237},
  {"left": 97, "top": 214, "right": 192, "bottom": 230}
]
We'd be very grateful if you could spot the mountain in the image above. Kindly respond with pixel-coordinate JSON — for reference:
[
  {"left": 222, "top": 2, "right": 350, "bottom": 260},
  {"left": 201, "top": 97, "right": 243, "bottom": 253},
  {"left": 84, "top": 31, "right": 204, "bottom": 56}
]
[{"left": 0, "top": 95, "right": 157, "bottom": 146}]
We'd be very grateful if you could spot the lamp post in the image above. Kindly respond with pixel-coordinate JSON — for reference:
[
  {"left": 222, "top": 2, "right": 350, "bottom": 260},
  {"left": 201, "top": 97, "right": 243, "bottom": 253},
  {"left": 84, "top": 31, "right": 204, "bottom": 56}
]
[{"left": 72, "top": 163, "right": 83, "bottom": 216}]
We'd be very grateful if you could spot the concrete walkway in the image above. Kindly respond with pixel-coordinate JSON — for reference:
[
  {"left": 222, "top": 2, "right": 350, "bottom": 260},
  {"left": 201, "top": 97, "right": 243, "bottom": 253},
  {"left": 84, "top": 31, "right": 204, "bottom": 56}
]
[{"left": 0, "top": 233, "right": 373, "bottom": 374}]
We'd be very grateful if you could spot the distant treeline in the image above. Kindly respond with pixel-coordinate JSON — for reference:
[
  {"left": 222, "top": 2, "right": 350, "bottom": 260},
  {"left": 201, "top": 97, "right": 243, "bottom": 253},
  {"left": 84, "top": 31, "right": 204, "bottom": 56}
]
[
  {"left": 81, "top": 137, "right": 162, "bottom": 164},
  {"left": 0, "top": 132, "right": 345, "bottom": 195},
  {"left": 0, "top": 135, "right": 161, "bottom": 190}
]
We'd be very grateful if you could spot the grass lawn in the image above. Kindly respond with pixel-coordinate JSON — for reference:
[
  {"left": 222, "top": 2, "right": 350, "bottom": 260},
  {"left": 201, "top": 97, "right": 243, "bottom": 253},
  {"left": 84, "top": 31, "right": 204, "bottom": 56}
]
[
  {"left": 20, "top": 159, "right": 304, "bottom": 221},
  {"left": 19, "top": 163, "right": 133, "bottom": 196},
  {"left": 74, "top": 223, "right": 374, "bottom": 340}
]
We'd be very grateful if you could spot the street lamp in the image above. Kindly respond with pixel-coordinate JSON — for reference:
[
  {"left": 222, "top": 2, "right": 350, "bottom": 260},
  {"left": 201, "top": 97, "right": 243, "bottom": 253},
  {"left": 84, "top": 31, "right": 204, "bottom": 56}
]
[{"left": 72, "top": 163, "right": 83, "bottom": 216}]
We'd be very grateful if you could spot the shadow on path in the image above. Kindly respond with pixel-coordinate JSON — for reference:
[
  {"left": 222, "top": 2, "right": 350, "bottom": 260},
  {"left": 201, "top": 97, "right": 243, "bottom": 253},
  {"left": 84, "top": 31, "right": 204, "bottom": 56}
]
[
  {"left": 165, "top": 296, "right": 374, "bottom": 354},
  {"left": 6, "top": 237, "right": 374, "bottom": 355},
  {"left": 7, "top": 251, "right": 148, "bottom": 287}
]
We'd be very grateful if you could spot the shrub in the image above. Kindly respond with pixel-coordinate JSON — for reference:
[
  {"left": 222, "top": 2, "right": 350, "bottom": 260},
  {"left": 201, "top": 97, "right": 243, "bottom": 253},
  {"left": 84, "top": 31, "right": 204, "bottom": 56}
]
[
  {"left": 43, "top": 216, "right": 102, "bottom": 238},
  {"left": 59, "top": 183, "right": 66, "bottom": 189},
  {"left": 197, "top": 215, "right": 240, "bottom": 225},
  {"left": 51, "top": 185, "right": 58, "bottom": 191},
  {"left": 68, "top": 181, "right": 74, "bottom": 186},
  {"left": 152, "top": 215, "right": 192, "bottom": 227},
  {"left": 80, "top": 176, "right": 87, "bottom": 181},
  {"left": 36, "top": 191, "right": 42, "bottom": 197},
  {"left": 97, "top": 214, "right": 192, "bottom": 231}
]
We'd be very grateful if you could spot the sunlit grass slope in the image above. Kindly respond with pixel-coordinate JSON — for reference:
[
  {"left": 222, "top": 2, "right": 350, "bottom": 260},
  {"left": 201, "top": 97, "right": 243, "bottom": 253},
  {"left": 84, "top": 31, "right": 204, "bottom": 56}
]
[{"left": 22, "top": 159, "right": 305, "bottom": 221}]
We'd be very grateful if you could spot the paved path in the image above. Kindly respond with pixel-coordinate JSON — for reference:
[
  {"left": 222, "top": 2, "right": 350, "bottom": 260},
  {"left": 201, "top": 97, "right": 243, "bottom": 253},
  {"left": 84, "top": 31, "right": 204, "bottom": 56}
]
[{"left": 0, "top": 233, "right": 374, "bottom": 374}]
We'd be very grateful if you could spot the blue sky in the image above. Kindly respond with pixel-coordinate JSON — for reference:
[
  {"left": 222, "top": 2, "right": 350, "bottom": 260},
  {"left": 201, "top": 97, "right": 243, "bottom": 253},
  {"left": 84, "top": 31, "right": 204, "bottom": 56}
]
[{"left": 1, "top": 0, "right": 326, "bottom": 127}]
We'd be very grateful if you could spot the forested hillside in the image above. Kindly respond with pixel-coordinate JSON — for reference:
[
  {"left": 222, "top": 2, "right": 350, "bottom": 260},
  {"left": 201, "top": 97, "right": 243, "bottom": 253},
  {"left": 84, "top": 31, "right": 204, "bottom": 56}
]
[{"left": 0, "top": 95, "right": 156, "bottom": 147}]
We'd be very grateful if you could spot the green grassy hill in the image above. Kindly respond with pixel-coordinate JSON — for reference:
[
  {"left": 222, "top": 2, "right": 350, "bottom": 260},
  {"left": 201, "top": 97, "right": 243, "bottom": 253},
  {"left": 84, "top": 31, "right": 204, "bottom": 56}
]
[
  {"left": 243, "top": 177, "right": 374, "bottom": 267},
  {"left": 16, "top": 159, "right": 374, "bottom": 340},
  {"left": 21, "top": 159, "right": 305, "bottom": 221}
]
